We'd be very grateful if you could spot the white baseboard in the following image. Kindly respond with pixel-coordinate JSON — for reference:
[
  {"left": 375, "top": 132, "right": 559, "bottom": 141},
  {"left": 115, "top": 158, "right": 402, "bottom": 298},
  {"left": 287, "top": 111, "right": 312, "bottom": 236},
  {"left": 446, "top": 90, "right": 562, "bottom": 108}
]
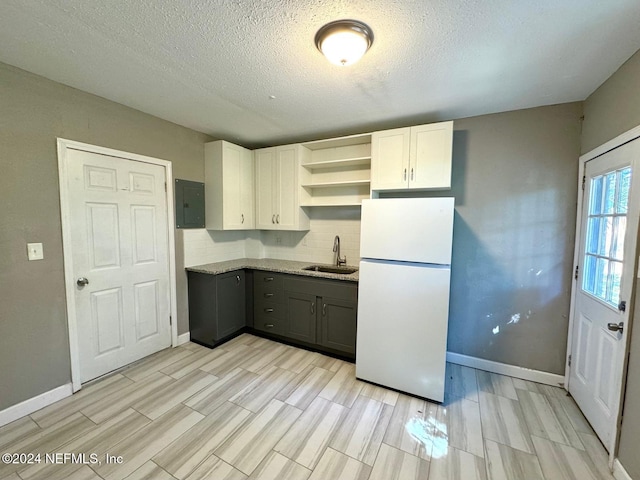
[
  {"left": 614, "top": 459, "right": 633, "bottom": 480},
  {"left": 177, "top": 332, "right": 191, "bottom": 346},
  {"left": 0, "top": 383, "right": 73, "bottom": 427},
  {"left": 446, "top": 352, "right": 566, "bottom": 387}
]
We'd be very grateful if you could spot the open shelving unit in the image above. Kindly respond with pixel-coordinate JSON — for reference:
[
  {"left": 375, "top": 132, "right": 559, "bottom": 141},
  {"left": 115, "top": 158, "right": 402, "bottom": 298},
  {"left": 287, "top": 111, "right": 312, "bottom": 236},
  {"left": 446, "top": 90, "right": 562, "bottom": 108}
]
[{"left": 299, "top": 133, "right": 372, "bottom": 207}]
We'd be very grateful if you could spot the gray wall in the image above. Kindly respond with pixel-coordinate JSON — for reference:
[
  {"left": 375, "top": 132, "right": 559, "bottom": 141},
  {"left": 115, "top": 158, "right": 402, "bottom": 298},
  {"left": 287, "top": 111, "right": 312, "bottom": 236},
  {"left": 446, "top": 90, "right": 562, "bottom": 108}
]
[
  {"left": 0, "top": 62, "right": 210, "bottom": 410},
  {"left": 582, "top": 48, "right": 640, "bottom": 478},
  {"left": 449, "top": 104, "right": 582, "bottom": 375},
  {"left": 383, "top": 103, "right": 583, "bottom": 375},
  {"left": 582, "top": 49, "right": 640, "bottom": 154}
]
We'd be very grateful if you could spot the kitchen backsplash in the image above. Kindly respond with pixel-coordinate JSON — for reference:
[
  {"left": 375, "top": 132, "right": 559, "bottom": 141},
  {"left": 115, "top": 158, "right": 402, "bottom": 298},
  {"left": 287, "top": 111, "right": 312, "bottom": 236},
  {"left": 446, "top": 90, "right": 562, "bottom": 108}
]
[{"left": 183, "top": 207, "right": 361, "bottom": 267}]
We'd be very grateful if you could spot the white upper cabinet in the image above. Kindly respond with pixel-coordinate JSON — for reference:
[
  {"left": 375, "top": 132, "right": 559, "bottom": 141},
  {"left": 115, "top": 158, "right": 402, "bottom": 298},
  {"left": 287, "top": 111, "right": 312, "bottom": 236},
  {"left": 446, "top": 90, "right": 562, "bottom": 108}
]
[
  {"left": 205, "top": 140, "right": 255, "bottom": 230},
  {"left": 255, "top": 144, "right": 309, "bottom": 231},
  {"left": 371, "top": 121, "right": 453, "bottom": 191}
]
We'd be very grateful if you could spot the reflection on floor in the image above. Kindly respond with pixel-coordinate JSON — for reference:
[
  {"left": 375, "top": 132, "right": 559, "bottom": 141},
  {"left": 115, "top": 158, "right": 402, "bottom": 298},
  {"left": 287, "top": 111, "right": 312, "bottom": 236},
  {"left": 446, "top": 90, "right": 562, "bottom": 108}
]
[{"left": 0, "top": 334, "right": 614, "bottom": 480}]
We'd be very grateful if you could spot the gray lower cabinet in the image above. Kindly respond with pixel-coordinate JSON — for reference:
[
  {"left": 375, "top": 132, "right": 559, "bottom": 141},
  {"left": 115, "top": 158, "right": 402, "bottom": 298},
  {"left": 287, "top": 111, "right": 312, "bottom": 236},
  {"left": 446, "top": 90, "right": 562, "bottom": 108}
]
[
  {"left": 319, "top": 296, "right": 357, "bottom": 355},
  {"left": 188, "top": 270, "right": 246, "bottom": 347},
  {"left": 285, "top": 292, "right": 317, "bottom": 344},
  {"left": 252, "top": 272, "right": 357, "bottom": 356}
]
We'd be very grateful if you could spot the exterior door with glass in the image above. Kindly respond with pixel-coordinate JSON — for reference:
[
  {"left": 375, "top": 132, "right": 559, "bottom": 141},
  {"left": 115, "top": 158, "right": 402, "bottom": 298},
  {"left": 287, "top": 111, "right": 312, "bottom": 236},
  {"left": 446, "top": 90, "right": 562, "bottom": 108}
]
[{"left": 569, "top": 138, "right": 640, "bottom": 452}]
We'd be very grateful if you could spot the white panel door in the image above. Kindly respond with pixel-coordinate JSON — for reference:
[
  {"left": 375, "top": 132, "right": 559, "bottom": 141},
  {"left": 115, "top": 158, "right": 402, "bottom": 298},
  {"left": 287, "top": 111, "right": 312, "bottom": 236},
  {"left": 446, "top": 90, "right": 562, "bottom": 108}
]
[
  {"left": 239, "top": 148, "right": 255, "bottom": 228},
  {"left": 66, "top": 149, "right": 171, "bottom": 383},
  {"left": 254, "top": 147, "right": 276, "bottom": 230},
  {"left": 222, "top": 142, "right": 243, "bottom": 229},
  {"left": 276, "top": 145, "right": 298, "bottom": 230},
  {"left": 569, "top": 138, "right": 640, "bottom": 450},
  {"left": 356, "top": 260, "right": 451, "bottom": 402},
  {"left": 371, "top": 127, "right": 410, "bottom": 190},
  {"left": 409, "top": 121, "right": 453, "bottom": 189}
]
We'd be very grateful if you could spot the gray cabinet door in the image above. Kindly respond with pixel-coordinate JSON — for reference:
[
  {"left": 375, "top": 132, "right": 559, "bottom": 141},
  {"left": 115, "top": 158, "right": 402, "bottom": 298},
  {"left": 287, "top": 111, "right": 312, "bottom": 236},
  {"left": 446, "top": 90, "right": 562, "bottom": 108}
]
[
  {"left": 216, "top": 270, "right": 246, "bottom": 338},
  {"left": 187, "top": 271, "right": 218, "bottom": 346},
  {"left": 286, "top": 292, "right": 317, "bottom": 344},
  {"left": 319, "top": 296, "right": 357, "bottom": 354}
]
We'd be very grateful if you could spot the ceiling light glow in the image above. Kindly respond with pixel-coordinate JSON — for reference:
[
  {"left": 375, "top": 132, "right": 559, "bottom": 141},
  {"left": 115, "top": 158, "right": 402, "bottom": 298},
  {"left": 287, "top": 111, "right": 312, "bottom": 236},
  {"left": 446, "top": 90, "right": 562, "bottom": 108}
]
[{"left": 315, "top": 20, "right": 374, "bottom": 66}]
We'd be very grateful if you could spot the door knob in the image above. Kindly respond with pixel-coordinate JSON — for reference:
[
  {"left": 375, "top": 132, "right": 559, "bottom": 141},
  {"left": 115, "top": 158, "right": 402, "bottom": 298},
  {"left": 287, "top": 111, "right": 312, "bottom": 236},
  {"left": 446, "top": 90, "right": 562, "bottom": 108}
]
[
  {"left": 77, "top": 277, "right": 89, "bottom": 287},
  {"left": 607, "top": 322, "right": 624, "bottom": 333}
]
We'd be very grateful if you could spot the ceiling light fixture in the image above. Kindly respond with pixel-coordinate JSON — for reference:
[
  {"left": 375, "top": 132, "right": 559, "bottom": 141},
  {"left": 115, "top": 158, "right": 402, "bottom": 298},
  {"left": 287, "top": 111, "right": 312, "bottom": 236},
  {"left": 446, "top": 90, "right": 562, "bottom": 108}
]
[{"left": 315, "top": 19, "right": 374, "bottom": 66}]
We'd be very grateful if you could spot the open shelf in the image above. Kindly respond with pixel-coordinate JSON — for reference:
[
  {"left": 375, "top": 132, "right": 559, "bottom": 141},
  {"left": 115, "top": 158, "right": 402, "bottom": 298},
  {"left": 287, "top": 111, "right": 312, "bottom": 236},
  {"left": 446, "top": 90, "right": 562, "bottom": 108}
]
[
  {"left": 299, "top": 133, "right": 372, "bottom": 208},
  {"left": 301, "top": 201, "right": 364, "bottom": 207},
  {"left": 302, "top": 179, "right": 370, "bottom": 189},
  {"left": 302, "top": 156, "right": 371, "bottom": 170},
  {"left": 301, "top": 133, "right": 372, "bottom": 150}
]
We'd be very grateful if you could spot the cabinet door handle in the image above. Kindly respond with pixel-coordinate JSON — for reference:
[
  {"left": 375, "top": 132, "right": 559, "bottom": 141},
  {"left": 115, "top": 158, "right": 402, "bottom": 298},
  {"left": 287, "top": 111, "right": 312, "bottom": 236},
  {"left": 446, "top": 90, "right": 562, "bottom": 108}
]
[
  {"left": 311, "top": 302, "right": 315, "bottom": 314},
  {"left": 322, "top": 303, "right": 326, "bottom": 316},
  {"left": 264, "top": 308, "right": 274, "bottom": 313},
  {"left": 272, "top": 214, "right": 275, "bottom": 224},
  {"left": 236, "top": 275, "right": 241, "bottom": 285},
  {"left": 276, "top": 214, "right": 280, "bottom": 224},
  {"left": 264, "top": 277, "right": 274, "bottom": 282},
  {"left": 411, "top": 168, "right": 414, "bottom": 181},
  {"left": 403, "top": 168, "right": 407, "bottom": 181},
  {"left": 241, "top": 213, "right": 244, "bottom": 224},
  {"left": 264, "top": 323, "right": 274, "bottom": 329},
  {"left": 264, "top": 293, "right": 274, "bottom": 298}
]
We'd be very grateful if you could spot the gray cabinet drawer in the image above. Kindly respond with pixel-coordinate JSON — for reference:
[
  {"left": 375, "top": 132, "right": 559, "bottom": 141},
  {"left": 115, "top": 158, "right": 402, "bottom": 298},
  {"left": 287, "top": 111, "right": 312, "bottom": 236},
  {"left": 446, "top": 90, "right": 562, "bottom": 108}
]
[
  {"left": 255, "top": 289, "right": 284, "bottom": 304},
  {"left": 254, "top": 301, "right": 285, "bottom": 319},
  {"left": 254, "top": 315, "right": 287, "bottom": 335},
  {"left": 254, "top": 271, "right": 284, "bottom": 291},
  {"left": 283, "top": 276, "right": 357, "bottom": 301}
]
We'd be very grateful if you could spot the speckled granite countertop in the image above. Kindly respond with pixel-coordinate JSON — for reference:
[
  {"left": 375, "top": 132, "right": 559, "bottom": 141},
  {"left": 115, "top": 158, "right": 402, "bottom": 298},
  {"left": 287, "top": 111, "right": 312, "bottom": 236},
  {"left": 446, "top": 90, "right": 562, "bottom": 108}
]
[{"left": 186, "top": 258, "right": 359, "bottom": 282}]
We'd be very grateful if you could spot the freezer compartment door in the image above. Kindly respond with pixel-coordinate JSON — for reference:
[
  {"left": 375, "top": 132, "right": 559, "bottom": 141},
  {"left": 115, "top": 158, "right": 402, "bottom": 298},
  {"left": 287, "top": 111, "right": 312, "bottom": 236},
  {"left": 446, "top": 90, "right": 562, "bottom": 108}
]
[
  {"left": 360, "top": 197, "right": 454, "bottom": 265},
  {"left": 356, "top": 259, "right": 450, "bottom": 402}
]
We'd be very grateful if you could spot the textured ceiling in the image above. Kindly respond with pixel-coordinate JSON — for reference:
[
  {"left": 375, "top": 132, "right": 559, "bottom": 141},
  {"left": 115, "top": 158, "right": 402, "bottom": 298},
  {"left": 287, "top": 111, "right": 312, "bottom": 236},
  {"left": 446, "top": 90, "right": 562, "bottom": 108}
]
[{"left": 1, "top": 0, "right": 640, "bottom": 148}]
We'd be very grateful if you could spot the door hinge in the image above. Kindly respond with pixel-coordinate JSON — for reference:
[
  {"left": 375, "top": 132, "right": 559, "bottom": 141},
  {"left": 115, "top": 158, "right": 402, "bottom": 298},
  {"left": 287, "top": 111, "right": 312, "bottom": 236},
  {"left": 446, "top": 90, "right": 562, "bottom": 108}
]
[
  {"left": 568, "top": 354, "right": 572, "bottom": 367},
  {"left": 582, "top": 175, "right": 586, "bottom": 191},
  {"left": 574, "top": 265, "right": 579, "bottom": 280}
]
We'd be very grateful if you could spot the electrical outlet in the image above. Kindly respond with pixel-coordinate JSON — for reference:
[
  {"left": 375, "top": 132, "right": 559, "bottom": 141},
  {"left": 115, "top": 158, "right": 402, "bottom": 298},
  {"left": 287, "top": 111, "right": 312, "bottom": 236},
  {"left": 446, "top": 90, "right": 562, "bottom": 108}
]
[
  {"left": 27, "top": 243, "right": 44, "bottom": 261},
  {"left": 276, "top": 235, "right": 282, "bottom": 245}
]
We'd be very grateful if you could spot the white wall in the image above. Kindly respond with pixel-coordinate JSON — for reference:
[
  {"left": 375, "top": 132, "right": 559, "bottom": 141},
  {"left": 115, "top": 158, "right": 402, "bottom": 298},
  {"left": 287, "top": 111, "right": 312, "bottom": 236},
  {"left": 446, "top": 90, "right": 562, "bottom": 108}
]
[
  {"left": 183, "top": 229, "right": 262, "bottom": 267},
  {"left": 261, "top": 208, "right": 361, "bottom": 265},
  {"left": 183, "top": 207, "right": 361, "bottom": 267}
]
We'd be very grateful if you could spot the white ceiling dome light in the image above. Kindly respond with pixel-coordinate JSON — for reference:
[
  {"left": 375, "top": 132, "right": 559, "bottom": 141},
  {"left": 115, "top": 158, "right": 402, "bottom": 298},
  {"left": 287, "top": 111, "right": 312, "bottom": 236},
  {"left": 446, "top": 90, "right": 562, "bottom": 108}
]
[{"left": 315, "top": 20, "right": 374, "bottom": 66}]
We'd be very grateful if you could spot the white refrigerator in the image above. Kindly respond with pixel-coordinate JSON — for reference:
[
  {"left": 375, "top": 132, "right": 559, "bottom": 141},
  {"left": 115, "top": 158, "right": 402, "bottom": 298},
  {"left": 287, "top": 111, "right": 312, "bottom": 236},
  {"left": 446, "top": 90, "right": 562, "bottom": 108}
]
[{"left": 356, "top": 197, "right": 454, "bottom": 402}]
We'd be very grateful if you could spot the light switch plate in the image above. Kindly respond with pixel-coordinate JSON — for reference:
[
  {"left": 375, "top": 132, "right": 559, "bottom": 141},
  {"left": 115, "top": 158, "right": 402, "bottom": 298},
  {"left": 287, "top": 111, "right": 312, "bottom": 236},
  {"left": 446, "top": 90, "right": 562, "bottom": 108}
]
[{"left": 27, "top": 243, "right": 44, "bottom": 261}]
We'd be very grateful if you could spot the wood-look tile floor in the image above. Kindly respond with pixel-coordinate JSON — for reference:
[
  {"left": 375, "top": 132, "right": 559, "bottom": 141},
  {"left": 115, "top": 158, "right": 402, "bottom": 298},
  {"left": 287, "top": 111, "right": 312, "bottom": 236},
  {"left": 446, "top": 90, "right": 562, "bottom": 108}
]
[{"left": 0, "top": 334, "right": 615, "bottom": 480}]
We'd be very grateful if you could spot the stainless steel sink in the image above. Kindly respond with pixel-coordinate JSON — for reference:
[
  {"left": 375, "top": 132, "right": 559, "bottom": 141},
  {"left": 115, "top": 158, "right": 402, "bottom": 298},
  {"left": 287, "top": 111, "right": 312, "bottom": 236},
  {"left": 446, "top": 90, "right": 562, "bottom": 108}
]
[{"left": 302, "top": 265, "right": 358, "bottom": 275}]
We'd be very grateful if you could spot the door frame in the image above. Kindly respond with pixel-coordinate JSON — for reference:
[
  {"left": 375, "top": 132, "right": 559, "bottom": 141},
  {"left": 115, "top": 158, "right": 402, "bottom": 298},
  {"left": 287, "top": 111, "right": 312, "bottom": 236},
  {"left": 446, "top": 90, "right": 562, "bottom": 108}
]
[
  {"left": 566, "top": 124, "right": 640, "bottom": 464},
  {"left": 57, "top": 138, "right": 179, "bottom": 392}
]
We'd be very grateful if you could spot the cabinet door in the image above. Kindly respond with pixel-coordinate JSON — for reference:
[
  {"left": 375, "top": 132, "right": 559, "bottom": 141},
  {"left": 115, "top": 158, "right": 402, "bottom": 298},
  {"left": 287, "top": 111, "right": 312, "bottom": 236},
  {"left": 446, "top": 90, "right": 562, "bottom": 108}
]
[
  {"left": 286, "top": 292, "right": 317, "bottom": 344},
  {"left": 371, "top": 127, "right": 410, "bottom": 190},
  {"left": 222, "top": 142, "right": 244, "bottom": 229},
  {"left": 320, "top": 296, "right": 357, "bottom": 354},
  {"left": 216, "top": 271, "right": 246, "bottom": 339},
  {"left": 240, "top": 148, "right": 255, "bottom": 228},
  {"left": 409, "top": 121, "right": 453, "bottom": 190},
  {"left": 255, "top": 148, "right": 276, "bottom": 229},
  {"left": 187, "top": 272, "right": 218, "bottom": 346},
  {"left": 276, "top": 145, "right": 299, "bottom": 230}
]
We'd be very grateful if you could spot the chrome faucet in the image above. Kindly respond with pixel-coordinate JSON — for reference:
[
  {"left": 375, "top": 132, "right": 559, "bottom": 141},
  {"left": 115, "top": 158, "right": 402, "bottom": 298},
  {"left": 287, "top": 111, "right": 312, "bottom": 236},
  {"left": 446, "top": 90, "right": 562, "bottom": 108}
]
[{"left": 333, "top": 235, "right": 347, "bottom": 267}]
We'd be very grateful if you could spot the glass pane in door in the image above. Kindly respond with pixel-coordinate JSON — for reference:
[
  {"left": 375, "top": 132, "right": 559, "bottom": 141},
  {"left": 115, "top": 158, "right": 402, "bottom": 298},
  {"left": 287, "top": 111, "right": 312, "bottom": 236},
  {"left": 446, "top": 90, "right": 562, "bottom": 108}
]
[{"left": 582, "top": 166, "right": 632, "bottom": 307}]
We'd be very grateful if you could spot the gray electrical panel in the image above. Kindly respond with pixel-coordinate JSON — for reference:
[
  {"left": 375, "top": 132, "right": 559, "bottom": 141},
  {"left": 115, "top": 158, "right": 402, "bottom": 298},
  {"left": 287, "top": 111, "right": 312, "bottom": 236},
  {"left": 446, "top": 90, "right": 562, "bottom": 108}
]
[{"left": 175, "top": 179, "right": 205, "bottom": 228}]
